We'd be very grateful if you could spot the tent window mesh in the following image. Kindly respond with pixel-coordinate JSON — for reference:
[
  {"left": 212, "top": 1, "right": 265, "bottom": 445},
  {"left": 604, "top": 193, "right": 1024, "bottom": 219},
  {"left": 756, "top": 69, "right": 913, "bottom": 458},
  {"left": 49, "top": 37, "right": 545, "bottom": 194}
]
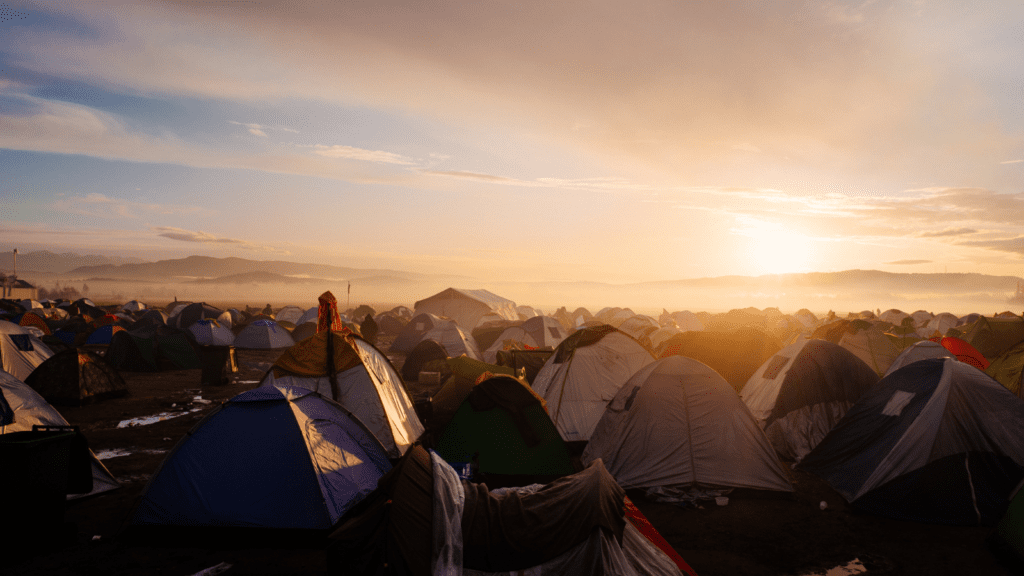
[
  {"left": 762, "top": 355, "right": 790, "bottom": 380},
  {"left": 10, "top": 334, "right": 33, "bottom": 352}
]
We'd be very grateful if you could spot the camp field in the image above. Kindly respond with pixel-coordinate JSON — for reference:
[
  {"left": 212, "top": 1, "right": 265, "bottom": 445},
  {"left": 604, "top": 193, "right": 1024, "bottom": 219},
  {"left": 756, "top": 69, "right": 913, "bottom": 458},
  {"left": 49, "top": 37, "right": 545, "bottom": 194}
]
[{"left": 6, "top": 340, "right": 1022, "bottom": 576}]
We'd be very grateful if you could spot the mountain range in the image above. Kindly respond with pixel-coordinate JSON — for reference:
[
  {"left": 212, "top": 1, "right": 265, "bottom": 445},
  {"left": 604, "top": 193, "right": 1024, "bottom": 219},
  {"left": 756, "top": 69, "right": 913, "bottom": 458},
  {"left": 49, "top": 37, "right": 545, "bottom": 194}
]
[{"left": 0, "top": 249, "right": 146, "bottom": 274}]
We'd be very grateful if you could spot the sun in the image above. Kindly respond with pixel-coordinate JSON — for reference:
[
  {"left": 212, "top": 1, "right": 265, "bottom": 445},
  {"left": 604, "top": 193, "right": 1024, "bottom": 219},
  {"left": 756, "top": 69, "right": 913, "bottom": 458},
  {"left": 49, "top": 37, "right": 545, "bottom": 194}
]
[{"left": 736, "top": 219, "right": 814, "bottom": 275}]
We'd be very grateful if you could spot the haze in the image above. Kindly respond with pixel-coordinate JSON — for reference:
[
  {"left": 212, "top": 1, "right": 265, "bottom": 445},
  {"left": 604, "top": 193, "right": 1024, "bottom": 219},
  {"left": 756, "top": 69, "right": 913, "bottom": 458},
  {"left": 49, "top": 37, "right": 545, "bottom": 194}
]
[{"left": 2, "top": 1, "right": 1023, "bottom": 291}]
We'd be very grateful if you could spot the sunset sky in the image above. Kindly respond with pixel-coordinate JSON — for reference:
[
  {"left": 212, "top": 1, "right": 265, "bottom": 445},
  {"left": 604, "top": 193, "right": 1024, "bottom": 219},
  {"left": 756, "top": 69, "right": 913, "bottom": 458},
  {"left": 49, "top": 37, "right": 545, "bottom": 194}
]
[{"left": 2, "top": 1, "right": 1022, "bottom": 284}]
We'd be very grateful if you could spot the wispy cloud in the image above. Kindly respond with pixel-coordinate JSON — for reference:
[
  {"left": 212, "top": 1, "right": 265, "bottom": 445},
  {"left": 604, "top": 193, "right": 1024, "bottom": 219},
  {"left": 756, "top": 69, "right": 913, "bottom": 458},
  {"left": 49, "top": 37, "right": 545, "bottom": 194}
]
[
  {"left": 959, "top": 236, "right": 1024, "bottom": 256},
  {"left": 52, "top": 193, "right": 202, "bottom": 219},
  {"left": 153, "top": 226, "right": 290, "bottom": 254},
  {"left": 228, "top": 120, "right": 297, "bottom": 137},
  {"left": 1001, "top": 159, "right": 1023, "bottom": 164},
  {"left": 887, "top": 259, "right": 932, "bottom": 265},
  {"left": 419, "top": 169, "right": 514, "bottom": 183},
  {"left": 916, "top": 228, "right": 978, "bottom": 238},
  {"left": 311, "top": 144, "right": 415, "bottom": 165}
]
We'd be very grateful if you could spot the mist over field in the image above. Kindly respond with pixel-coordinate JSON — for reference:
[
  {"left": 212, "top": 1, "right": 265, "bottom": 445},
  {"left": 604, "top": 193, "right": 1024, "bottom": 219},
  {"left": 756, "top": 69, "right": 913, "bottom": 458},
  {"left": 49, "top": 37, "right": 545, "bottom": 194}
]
[{"left": 16, "top": 250, "right": 1021, "bottom": 317}]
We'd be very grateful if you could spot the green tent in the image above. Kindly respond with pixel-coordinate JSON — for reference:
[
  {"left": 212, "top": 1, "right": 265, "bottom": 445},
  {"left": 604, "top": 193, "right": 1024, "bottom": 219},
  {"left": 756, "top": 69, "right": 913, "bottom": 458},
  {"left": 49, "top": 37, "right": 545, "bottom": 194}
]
[
  {"left": 434, "top": 375, "right": 574, "bottom": 487},
  {"left": 963, "top": 317, "right": 1024, "bottom": 360},
  {"left": 987, "top": 340, "right": 1024, "bottom": 398}
]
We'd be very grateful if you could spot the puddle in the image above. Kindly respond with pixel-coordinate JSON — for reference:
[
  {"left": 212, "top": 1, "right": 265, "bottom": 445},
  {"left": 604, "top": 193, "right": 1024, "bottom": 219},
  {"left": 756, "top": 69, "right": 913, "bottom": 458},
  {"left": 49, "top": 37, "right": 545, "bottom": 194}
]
[
  {"left": 95, "top": 448, "right": 168, "bottom": 460},
  {"left": 116, "top": 408, "right": 201, "bottom": 428},
  {"left": 801, "top": 559, "right": 867, "bottom": 576}
]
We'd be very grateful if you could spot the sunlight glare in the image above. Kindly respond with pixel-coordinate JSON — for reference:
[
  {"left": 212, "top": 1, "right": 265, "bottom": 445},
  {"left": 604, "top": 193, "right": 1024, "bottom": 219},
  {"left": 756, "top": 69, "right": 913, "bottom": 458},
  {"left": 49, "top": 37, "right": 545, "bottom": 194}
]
[{"left": 735, "top": 219, "right": 814, "bottom": 275}]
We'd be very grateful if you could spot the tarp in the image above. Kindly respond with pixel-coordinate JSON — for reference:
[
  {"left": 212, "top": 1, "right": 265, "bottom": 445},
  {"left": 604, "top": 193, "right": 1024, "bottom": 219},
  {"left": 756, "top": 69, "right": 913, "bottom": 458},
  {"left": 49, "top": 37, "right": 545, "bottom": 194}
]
[{"left": 327, "top": 446, "right": 685, "bottom": 576}]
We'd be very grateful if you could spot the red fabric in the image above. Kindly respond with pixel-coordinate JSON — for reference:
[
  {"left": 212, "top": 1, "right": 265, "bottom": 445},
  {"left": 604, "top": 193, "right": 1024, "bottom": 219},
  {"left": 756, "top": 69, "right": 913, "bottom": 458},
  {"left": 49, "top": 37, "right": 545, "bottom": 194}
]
[
  {"left": 941, "top": 337, "right": 990, "bottom": 370},
  {"left": 623, "top": 496, "right": 697, "bottom": 576},
  {"left": 317, "top": 291, "right": 344, "bottom": 334}
]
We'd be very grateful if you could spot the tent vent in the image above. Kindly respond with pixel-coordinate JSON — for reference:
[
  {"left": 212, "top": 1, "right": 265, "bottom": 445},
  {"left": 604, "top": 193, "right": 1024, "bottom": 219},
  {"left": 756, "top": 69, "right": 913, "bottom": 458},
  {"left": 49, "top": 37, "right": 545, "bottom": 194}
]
[
  {"left": 762, "top": 355, "right": 789, "bottom": 380},
  {"left": 623, "top": 386, "right": 641, "bottom": 411},
  {"left": 881, "top": 390, "right": 915, "bottom": 417}
]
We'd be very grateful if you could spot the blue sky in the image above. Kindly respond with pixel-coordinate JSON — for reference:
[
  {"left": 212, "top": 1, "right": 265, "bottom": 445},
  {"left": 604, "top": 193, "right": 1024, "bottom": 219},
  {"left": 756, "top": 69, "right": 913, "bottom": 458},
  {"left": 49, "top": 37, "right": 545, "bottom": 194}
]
[{"left": 1, "top": 0, "right": 1022, "bottom": 283}]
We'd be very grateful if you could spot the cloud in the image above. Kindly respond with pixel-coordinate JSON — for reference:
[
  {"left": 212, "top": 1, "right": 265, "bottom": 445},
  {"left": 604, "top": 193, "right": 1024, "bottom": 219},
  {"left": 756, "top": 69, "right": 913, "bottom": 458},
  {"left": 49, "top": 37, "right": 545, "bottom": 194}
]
[
  {"left": 6, "top": 0, "right": 1020, "bottom": 188},
  {"left": 52, "top": 192, "right": 202, "bottom": 219},
  {"left": 153, "top": 226, "right": 290, "bottom": 254},
  {"left": 311, "top": 144, "right": 415, "bottom": 165},
  {"left": 0, "top": 95, "right": 431, "bottom": 185},
  {"left": 887, "top": 259, "right": 932, "bottom": 265},
  {"left": 916, "top": 228, "right": 979, "bottom": 238},
  {"left": 419, "top": 169, "right": 514, "bottom": 183},
  {"left": 959, "top": 236, "right": 1024, "bottom": 257},
  {"left": 1001, "top": 159, "right": 1023, "bottom": 164},
  {"left": 228, "top": 120, "right": 296, "bottom": 136}
]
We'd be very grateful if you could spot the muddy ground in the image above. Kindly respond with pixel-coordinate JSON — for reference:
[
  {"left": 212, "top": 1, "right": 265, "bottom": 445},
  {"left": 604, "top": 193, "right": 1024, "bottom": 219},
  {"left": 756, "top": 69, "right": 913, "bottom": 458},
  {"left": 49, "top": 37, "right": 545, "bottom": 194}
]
[{"left": 7, "top": 340, "right": 1023, "bottom": 576}]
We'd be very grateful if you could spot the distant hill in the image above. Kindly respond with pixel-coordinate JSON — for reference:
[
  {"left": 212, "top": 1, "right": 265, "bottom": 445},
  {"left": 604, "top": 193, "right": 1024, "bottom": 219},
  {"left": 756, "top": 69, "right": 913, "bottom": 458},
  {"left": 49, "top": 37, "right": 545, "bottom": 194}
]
[
  {"left": 66, "top": 255, "right": 429, "bottom": 281},
  {"left": 633, "top": 270, "right": 1024, "bottom": 292},
  {"left": 0, "top": 249, "right": 147, "bottom": 274}
]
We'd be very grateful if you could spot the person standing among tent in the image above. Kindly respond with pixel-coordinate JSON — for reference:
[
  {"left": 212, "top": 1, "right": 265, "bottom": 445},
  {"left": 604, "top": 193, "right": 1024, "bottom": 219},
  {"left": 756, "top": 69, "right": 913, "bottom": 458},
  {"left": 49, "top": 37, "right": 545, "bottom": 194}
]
[
  {"left": 361, "top": 313, "right": 378, "bottom": 345},
  {"left": 262, "top": 303, "right": 273, "bottom": 316}
]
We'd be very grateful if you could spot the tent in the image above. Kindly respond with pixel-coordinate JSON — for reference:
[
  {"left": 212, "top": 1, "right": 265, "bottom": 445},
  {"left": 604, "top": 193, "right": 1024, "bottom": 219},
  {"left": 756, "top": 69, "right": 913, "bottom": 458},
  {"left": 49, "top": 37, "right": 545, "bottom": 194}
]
[
  {"left": 838, "top": 327, "right": 901, "bottom": 378},
  {"left": 532, "top": 325, "right": 655, "bottom": 443},
  {"left": 658, "top": 326, "right": 783, "bottom": 393},
  {"left": 413, "top": 288, "right": 518, "bottom": 330},
  {"left": 962, "top": 316, "right": 1024, "bottom": 360},
  {"left": 433, "top": 374, "right": 575, "bottom": 487},
  {"left": 172, "top": 302, "right": 232, "bottom": 330},
  {"left": 189, "top": 318, "right": 235, "bottom": 347},
  {"left": 740, "top": 339, "right": 880, "bottom": 462},
  {"left": 401, "top": 339, "right": 449, "bottom": 383},
  {"left": 985, "top": 339, "right": 1024, "bottom": 398},
  {"left": 24, "top": 348, "right": 128, "bottom": 406},
  {"left": 274, "top": 305, "right": 306, "bottom": 325},
  {"left": 130, "top": 385, "right": 391, "bottom": 534},
  {"left": 390, "top": 313, "right": 450, "bottom": 354},
  {"left": 584, "top": 355, "right": 793, "bottom": 493},
  {"left": 121, "top": 300, "right": 146, "bottom": 313},
  {"left": 260, "top": 330, "right": 423, "bottom": 458},
  {"left": 290, "top": 321, "right": 318, "bottom": 343},
  {"left": 0, "top": 369, "right": 120, "bottom": 499},
  {"left": 233, "top": 319, "right": 294, "bottom": 349},
  {"left": 0, "top": 319, "right": 54, "bottom": 381},
  {"left": 419, "top": 321, "right": 481, "bottom": 361},
  {"left": 940, "top": 336, "right": 990, "bottom": 370},
  {"left": 798, "top": 358, "right": 1024, "bottom": 525},
  {"left": 326, "top": 445, "right": 688, "bottom": 576},
  {"left": 84, "top": 324, "right": 125, "bottom": 346},
  {"left": 482, "top": 316, "right": 566, "bottom": 364},
  {"left": 885, "top": 340, "right": 953, "bottom": 377},
  {"left": 616, "top": 315, "right": 660, "bottom": 348},
  {"left": 105, "top": 326, "right": 202, "bottom": 372}
]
